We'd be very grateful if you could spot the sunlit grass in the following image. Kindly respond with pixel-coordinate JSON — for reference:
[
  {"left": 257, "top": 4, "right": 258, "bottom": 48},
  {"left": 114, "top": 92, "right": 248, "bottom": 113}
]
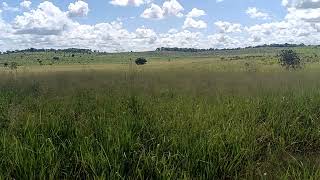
[
  {"left": 1, "top": 47, "right": 320, "bottom": 178},
  {"left": 0, "top": 67, "right": 320, "bottom": 179}
]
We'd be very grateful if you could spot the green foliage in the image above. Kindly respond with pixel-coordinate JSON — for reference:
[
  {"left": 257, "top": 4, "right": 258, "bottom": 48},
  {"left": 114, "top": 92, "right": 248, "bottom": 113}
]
[
  {"left": 278, "top": 50, "right": 302, "bottom": 70},
  {"left": 52, "top": 57, "right": 60, "bottom": 61},
  {"left": 9, "top": 62, "right": 18, "bottom": 70},
  {"left": 135, "top": 57, "right": 147, "bottom": 65}
]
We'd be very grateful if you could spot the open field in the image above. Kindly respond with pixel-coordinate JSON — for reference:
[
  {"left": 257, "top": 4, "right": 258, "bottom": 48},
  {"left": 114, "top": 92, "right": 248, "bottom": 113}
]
[{"left": 1, "top": 47, "right": 320, "bottom": 178}]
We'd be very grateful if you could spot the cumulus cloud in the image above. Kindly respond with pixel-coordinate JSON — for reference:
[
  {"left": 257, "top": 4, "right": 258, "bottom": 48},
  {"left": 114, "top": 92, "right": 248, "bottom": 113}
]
[
  {"left": 208, "top": 33, "right": 242, "bottom": 49},
  {"left": 158, "top": 30, "right": 207, "bottom": 48},
  {"left": 244, "top": 0, "right": 320, "bottom": 46},
  {"left": 245, "top": 19, "right": 320, "bottom": 45},
  {"left": 162, "top": 0, "right": 184, "bottom": 17},
  {"left": 186, "top": 8, "right": 206, "bottom": 18},
  {"left": 141, "top": 3, "right": 164, "bottom": 19},
  {"left": 110, "top": 0, "right": 148, "bottom": 7},
  {"left": 141, "top": 0, "right": 184, "bottom": 19},
  {"left": 215, "top": 21, "right": 242, "bottom": 33},
  {"left": 68, "top": 1, "right": 90, "bottom": 17},
  {"left": 280, "top": 0, "right": 320, "bottom": 24},
  {"left": 183, "top": 17, "right": 207, "bottom": 29},
  {"left": 285, "top": 8, "right": 320, "bottom": 22},
  {"left": 13, "top": 1, "right": 73, "bottom": 35},
  {"left": 135, "top": 27, "right": 158, "bottom": 45},
  {"left": 246, "top": 7, "right": 270, "bottom": 20},
  {"left": 282, "top": 0, "right": 320, "bottom": 9},
  {"left": 20, "top": 1, "right": 32, "bottom": 9}
]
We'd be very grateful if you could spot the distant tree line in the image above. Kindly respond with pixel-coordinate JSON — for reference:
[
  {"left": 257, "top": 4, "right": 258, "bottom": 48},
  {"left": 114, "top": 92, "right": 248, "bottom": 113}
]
[
  {"left": 156, "top": 47, "right": 216, "bottom": 52},
  {"left": 156, "top": 43, "right": 313, "bottom": 53},
  {"left": 0, "top": 43, "right": 317, "bottom": 55},
  {"left": 0, "top": 48, "right": 94, "bottom": 54}
]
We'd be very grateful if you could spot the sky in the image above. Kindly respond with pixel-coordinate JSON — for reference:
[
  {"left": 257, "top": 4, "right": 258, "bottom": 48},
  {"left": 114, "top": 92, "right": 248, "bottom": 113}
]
[{"left": 0, "top": 0, "right": 320, "bottom": 52}]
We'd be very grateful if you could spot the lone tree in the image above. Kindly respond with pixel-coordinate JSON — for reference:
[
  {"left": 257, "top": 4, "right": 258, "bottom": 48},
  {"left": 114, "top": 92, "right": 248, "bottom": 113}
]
[
  {"left": 37, "top": 59, "right": 43, "bottom": 65},
  {"left": 53, "top": 57, "right": 60, "bottom": 61},
  {"left": 278, "top": 49, "right": 302, "bottom": 70},
  {"left": 135, "top": 57, "right": 147, "bottom": 65},
  {"left": 9, "top": 62, "right": 18, "bottom": 70}
]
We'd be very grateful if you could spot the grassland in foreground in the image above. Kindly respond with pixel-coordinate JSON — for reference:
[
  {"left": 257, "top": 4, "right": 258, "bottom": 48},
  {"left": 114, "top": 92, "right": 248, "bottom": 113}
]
[{"left": 1, "top": 48, "right": 320, "bottom": 179}]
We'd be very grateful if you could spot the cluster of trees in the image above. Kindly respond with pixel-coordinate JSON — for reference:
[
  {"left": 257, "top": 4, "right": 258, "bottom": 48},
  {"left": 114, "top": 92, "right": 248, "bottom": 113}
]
[
  {"left": 247, "top": 43, "right": 308, "bottom": 48},
  {"left": 156, "top": 43, "right": 313, "bottom": 53},
  {"left": 0, "top": 43, "right": 316, "bottom": 55},
  {"left": 156, "top": 47, "right": 216, "bottom": 52},
  {"left": 1, "top": 48, "right": 94, "bottom": 54}
]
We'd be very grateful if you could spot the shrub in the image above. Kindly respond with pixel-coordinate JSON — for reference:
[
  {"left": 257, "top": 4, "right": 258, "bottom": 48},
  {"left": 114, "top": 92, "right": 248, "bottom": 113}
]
[
  {"left": 10, "top": 62, "right": 18, "bottom": 70},
  {"left": 278, "top": 50, "right": 302, "bottom": 70},
  {"left": 37, "top": 59, "right": 43, "bottom": 65},
  {"left": 135, "top": 57, "right": 147, "bottom": 65},
  {"left": 53, "top": 57, "right": 60, "bottom": 61}
]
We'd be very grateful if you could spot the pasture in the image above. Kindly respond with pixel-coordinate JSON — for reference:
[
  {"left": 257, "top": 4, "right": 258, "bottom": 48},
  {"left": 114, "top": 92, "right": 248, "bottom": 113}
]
[{"left": 1, "top": 46, "right": 320, "bottom": 179}]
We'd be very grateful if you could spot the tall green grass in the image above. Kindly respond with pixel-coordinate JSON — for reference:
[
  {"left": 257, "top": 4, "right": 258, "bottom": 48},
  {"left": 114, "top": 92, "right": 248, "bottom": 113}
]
[{"left": 1, "top": 71, "right": 320, "bottom": 179}]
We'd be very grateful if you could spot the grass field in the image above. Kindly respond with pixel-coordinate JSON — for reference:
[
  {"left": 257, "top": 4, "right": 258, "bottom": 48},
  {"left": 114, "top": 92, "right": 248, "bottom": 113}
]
[{"left": 1, "top": 47, "right": 320, "bottom": 179}]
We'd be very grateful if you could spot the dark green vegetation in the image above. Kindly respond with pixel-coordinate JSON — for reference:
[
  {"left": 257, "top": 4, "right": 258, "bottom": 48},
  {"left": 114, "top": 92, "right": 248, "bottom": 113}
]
[
  {"left": 1, "top": 46, "right": 320, "bottom": 178},
  {"left": 135, "top": 57, "right": 148, "bottom": 65},
  {"left": 279, "top": 50, "right": 302, "bottom": 70}
]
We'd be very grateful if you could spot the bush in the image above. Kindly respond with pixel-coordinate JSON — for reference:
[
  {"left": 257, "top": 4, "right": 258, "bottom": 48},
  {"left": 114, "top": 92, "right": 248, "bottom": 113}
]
[
  {"left": 135, "top": 57, "right": 147, "bottom": 65},
  {"left": 278, "top": 50, "right": 302, "bottom": 70},
  {"left": 53, "top": 57, "right": 60, "bottom": 61},
  {"left": 37, "top": 59, "right": 43, "bottom": 65},
  {"left": 10, "top": 62, "right": 18, "bottom": 70}
]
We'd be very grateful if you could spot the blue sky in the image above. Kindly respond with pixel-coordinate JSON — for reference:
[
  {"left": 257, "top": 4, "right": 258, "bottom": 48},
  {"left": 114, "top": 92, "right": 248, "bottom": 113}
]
[{"left": 0, "top": 0, "right": 320, "bottom": 52}]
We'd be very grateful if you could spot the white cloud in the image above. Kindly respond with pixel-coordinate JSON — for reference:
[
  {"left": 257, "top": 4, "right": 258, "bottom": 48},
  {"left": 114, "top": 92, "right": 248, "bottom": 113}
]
[
  {"left": 168, "top": 28, "right": 178, "bottom": 33},
  {"left": 281, "top": 0, "right": 320, "bottom": 23},
  {"left": 141, "top": 0, "right": 184, "bottom": 19},
  {"left": 186, "top": 8, "right": 206, "bottom": 18},
  {"left": 208, "top": 33, "right": 242, "bottom": 49},
  {"left": 282, "top": 0, "right": 320, "bottom": 9},
  {"left": 13, "top": 1, "right": 73, "bottom": 35},
  {"left": 158, "top": 30, "right": 207, "bottom": 48},
  {"left": 135, "top": 27, "right": 158, "bottom": 45},
  {"left": 246, "top": 7, "right": 270, "bottom": 20},
  {"left": 215, "top": 21, "right": 242, "bottom": 33},
  {"left": 162, "top": 0, "right": 184, "bottom": 17},
  {"left": 68, "top": 1, "right": 90, "bottom": 17},
  {"left": 109, "top": 0, "right": 148, "bottom": 7},
  {"left": 183, "top": 17, "right": 207, "bottom": 29},
  {"left": 141, "top": 3, "right": 164, "bottom": 19},
  {"left": 20, "top": 1, "right": 32, "bottom": 9}
]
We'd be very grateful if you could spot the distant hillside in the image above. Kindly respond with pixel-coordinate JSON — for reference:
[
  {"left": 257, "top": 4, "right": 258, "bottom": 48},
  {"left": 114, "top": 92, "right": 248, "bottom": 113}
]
[
  {"left": 1, "top": 43, "right": 317, "bottom": 55},
  {"left": 156, "top": 43, "right": 313, "bottom": 53}
]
